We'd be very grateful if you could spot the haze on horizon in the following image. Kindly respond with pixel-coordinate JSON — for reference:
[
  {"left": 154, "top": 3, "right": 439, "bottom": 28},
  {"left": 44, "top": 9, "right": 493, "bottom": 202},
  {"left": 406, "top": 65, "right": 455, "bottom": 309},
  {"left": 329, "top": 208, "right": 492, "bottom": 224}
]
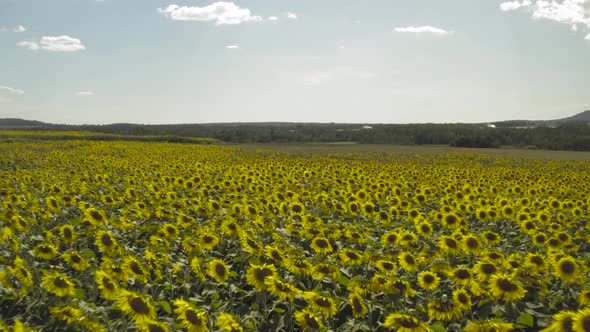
[{"left": 1, "top": 0, "right": 589, "bottom": 125}]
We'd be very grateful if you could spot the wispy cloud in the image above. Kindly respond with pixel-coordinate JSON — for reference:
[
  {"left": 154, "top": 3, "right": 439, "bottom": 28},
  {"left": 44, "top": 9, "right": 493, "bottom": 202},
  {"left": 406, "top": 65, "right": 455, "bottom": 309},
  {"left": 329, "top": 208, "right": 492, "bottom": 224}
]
[
  {"left": 500, "top": 0, "right": 590, "bottom": 37},
  {"left": 268, "top": 16, "right": 278, "bottom": 21},
  {"left": 225, "top": 44, "right": 239, "bottom": 49},
  {"left": 13, "top": 25, "right": 26, "bottom": 32},
  {"left": 585, "top": 32, "right": 590, "bottom": 39},
  {"left": 394, "top": 25, "right": 451, "bottom": 35},
  {"left": 0, "top": 85, "right": 25, "bottom": 95},
  {"left": 500, "top": 0, "right": 532, "bottom": 11},
  {"left": 287, "top": 12, "right": 298, "bottom": 19},
  {"left": 18, "top": 36, "right": 86, "bottom": 52},
  {"left": 76, "top": 91, "right": 95, "bottom": 96},
  {"left": 158, "top": 1, "right": 262, "bottom": 25},
  {"left": 1, "top": 25, "right": 26, "bottom": 33}
]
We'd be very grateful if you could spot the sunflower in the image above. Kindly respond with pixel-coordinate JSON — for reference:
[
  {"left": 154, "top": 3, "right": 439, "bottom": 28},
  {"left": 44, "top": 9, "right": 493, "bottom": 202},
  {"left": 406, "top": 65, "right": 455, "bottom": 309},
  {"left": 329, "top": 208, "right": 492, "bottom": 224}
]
[
  {"left": 399, "top": 252, "right": 419, "bottom": 272},
  {"left": 34, "top": 243, "right": 58, "bottom": 260},
  {"left": 240, "top": 235, "right": 263, "bottom": 256},
  {"left": 441, "top": 212, "right": 461, "bottom": 228},
  {"left": 59, "top": 224, "right": 77, "bottom": 243},
  {"left": 200, "top": 233, "right": 220, "bottom": 251},
  {"left": 95, "top": 269, "right": 119, "bottom": 301},
  {"left": 49, "top": 305, "right": 84, "bottom": 325},
  {"left": 383, "top": 313, "right": 430, "bottom": 331},
  {"left": 573, "top": 308, "right": 590, "bottom": 332},
  {"left": 46, "top": 195, "right": 61, "bottom": 212},
  {"left": 191, "top": 257, "right": 206, "bottom": 280},
  {"left": 532, "top": 232, "right": 548, "bottom": 246},
  {"left": 41, "top": 270, "right": 76, "bottom": 297},
  {"left": 285, "top": 257, "right": 313, "bottom": 276},
  {"left": 375, "top": 260, "right": 397, "bottom": 274},
  {"left": 294, "top": 309, "right": 325, "bottom": 331},
  {"left": 415, "top": 222, "right": 433, "bottom": 237},
  {"left": 208, "top": 259, "right": 230, "bottom": 284},
  {"left": 463, "top": 234, "right": 482, "bottom": 254},
  {"left": 246, "top": 263, "right": 277, "bottom": 291},
  {"left": 546, "top": 237, "right": 563, "bottom": 250},
  {"left": 397, "top": 231, "right": 418, "bottom": 247},
  {"left": 161, "top": 223, "right": 179, "bottom": 239},
  {"left": 448, "top": 267, "right": 474, "bottom": 287},
  {"left": 311, "top": 262, "right": 340, "bottom": 280},
  {"left": 6, "top": 256, "right": 34, "bottom": 291},
  {"left": 85, "top": 207, "right": 107, "bottom": 225},
  {"left": 452, "top": 289, "right": 472, "bottom": 311},
  {"left": 95, "top": 230, "right": 119, "bottom": 254},
  {"left": 524, "top": 253, "right": 545, "bottom": 273},
  {"left": 62, "top": 251, "right": 90, "bottom": 271},
  {"left": 381, "top": 230, "right": 400, "bottom": 247},
  {"left": 132, "top": 320, "right": 167, "bottom": 332},
  {"left": 580, "top": 290, "right": 590, "bottom": 307},
  {"left": 540, "top": 310, "right": 576, "bottom": 332},
  {"left": 173, "top": 299, "right": 209, "bottom": 332},
  {"left": 438, "top": 236, "right": 462, "bottom": 255},
  {"left": 481, "top": 231, "right": 501, "bottom": 246},
  {"left": 473, "top": 261, "right": 499, "bottom": 282},
  {"left": 417, "top": 270, "right": 441, "bottom": 291},
  {"left": 347, "top": 292, "right": 368, "bottom": 319},
  {"left": 216, "top": 312, "right": 243, "bottom": 332},
  {"left": 124, "top": 256, "right": 150, "bottom": 283},
  {"left": 310, "top": 237, "right": 333, "bottom": 254},
  {"left": 390, "top": 279, "right": 416, "bottom": 297},
  {"left": 265, "top": 276, "right": 300, "bottom": 302},
  {"left": 264, "top": 245, "right": 285, "bottom": 265},
  {"left": 554, "top": 256, "right": 580, "bottom": 283},
  {"left": 303, "top": 291, "right": 337, "bottom": 317},
  {"left": 116, "top": 290, "right": 157, "bottom": 323},
  {"left": 489, "top": 274, "right": 526, "bottom": 301},
  {"left": 427, "top": 300, "right": 463, "bottom": 321},
  {"left": 340, "top": 248, "right": 364, "bottom": 267},
  {"left": 464, "top": 318, "right": 515, "bottom": 332}
]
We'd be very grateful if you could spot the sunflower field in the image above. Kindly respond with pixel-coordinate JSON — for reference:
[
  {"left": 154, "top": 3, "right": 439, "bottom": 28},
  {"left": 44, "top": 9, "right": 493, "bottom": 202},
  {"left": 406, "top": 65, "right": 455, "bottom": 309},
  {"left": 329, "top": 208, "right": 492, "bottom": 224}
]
[{"left": 1, "top": 137, "right": 589, "bottom": 332}]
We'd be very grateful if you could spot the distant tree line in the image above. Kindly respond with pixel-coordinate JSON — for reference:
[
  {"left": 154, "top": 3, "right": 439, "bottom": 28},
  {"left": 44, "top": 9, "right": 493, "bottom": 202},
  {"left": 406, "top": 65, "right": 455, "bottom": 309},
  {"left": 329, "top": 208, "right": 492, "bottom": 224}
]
[{"left": 37, "top": 121, "right": 590, "bottom": 151}]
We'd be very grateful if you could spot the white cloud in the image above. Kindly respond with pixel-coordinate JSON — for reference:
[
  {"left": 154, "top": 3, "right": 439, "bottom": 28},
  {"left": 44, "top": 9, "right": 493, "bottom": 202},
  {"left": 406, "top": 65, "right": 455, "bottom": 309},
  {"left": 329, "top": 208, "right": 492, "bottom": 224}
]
[
  {"left": 0, "top": 86, "right": 25, "bottom": 95},
  {"left": 585, "top": 32, "right": 590, "bottom": 38},
  {"left": 287, "top": 12, "right": 297, "bottom": 19},
  {"left": 13, "top": 25, "right": 26, "bottom": 32},
  {"left": 76, "top": 91, "right": 95, "bottom": 96},
  {"left": 18, "top": 36, "right": 85, "bottom": 52},
  {"left": 268, "top": 16, "right": 278, "bottom": 21},
  {"left": 394, "top": 25, "right": 451, "bottom": 35},
  {"left": 158, "top": 2, "right": 262, "bottom": 25},
  {"left": 17, "top": 41, "right": 40, "bottom": 50},
  {"left": 500, "top": 0, "right": 590, "bottom": 36},
  {"left": 532, "top": 0, "right": 590, "bottom": 27},
  {"left": 500, "top": 0, "right": 532, "bottom": 11},
  {"left": 225, "top": 44, "right": 239, "bottom": 49}
]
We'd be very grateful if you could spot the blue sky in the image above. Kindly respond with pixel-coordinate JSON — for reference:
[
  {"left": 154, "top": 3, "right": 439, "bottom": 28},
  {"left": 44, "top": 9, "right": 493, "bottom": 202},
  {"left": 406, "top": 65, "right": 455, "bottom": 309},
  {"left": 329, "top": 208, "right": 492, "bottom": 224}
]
[{"left": 1, "top": 0, "right": 589, "bottom": 124}]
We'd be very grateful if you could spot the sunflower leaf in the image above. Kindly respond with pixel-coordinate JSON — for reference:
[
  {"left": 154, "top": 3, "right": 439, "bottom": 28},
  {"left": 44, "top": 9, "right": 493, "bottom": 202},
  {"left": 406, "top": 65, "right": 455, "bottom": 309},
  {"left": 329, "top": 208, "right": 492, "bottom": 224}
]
[
  {"left": 158, "top": 301, "right": 172, "bottom": 314},
  {"left": 431, "top": 321, "right": 448, "bottom": 332},
  {"left": 517, "top": 313, "right": 534, "bottom": 327}
]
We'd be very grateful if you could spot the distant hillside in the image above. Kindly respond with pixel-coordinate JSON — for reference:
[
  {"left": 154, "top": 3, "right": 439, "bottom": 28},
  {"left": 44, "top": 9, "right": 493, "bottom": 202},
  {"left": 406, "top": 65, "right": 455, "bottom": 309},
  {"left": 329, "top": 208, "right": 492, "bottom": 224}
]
[
  {"left": 557, "top": 110, "right": 590, "bottom": 122},
  {"left": 0, "top": 118, "right": 48, "bottom": 128},
  {"left": 1, "top": 110, "right": 589, "bottom": 151},
  {"left": 493, "top": 110, "right": 590, "bottom": 127}
]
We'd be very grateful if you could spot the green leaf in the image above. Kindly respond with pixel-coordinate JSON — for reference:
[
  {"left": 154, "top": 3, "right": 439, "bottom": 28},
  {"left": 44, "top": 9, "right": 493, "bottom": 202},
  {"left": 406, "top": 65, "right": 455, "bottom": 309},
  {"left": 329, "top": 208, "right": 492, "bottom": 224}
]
[
  {"left": 74, "top": 288, "right": 86, "bottom": 300},
  {"left": 158, "top": 301, "right": 172, "bottom": 314},
  {"left": 337, "top": 275, "right": 350, "bottom": 287},
  {"left": 273, "top": 307, "right": 285, "bottom": 314},
  {"left": 431, "top": 321, "right": 448, "bottom": 332},
  {"left": 518, "top": 313, "right": 534, "bottom": 327}
]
